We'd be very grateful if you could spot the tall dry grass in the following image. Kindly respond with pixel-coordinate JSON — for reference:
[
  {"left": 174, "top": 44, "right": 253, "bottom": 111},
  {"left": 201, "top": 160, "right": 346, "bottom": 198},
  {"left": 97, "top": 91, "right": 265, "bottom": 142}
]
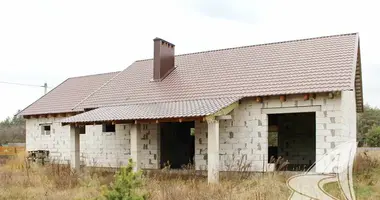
[
  {"left": 323, "top": 151, "right": 380, "bottom": 200},
  {"left": 0, "top": 153, "right": 292, "bottom": 200},
  {"left": 0, "top": 152, "right": 379, "bottom": 200},
  {"left": 145, "top": 171, "right": 291, "bottom": 200},
  {"left": 0, "top": 153, "right": 110, "bottom": 200}
]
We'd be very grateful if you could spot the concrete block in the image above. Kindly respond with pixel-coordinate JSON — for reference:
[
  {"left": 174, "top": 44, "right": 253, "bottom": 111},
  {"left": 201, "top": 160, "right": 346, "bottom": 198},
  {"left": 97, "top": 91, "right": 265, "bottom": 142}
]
[
  {"left": 281, "top": 100, "right": 297, "bottom": 107},
  {"left": 327, "top": 111, "right": 342, "bottom": 117},
  {"left": 313, "top": 97, "right": 326, "bottom": 106},
  {"left": 322, "top": 104, "right": 335, "bottom": 111},
  {"left": 223, "top": 138, "right": 240, "bottom": 144},
  {"left": 316, "top": 136, "right": 325, "bottom": 142},
  {"left": 316, "top": 142, "right": 330, "bottom": 149},
  {"left": 256, "top": 126, "right": 268, "bottom": 132},
  {"left": 221, "top": 149, "right": 235, "bottom": 155},
  {"left": 220, "top": 143, "right": 233, "bottom": 150},
  {"left": 316, "top": 129, "right": 331, "bottom": 136},
  {"left": 316, "top": 117, "right": 330, "bottom": 124},
  {"left": 297, "top": 99, "right": 312, "bottom": 107},
  {"left": 315, "top": 111, "right": 325, "bottom": 118},
  {"left": 316, "top": 124, "right": 326, "bottom": 130},
  {"left": 251, "top": 154, "right": 263, "bottom": 161},
  {"left": 326, "top": 124, "right": 342, "bottom": 130},
  {"left": 233, "top": 143, "right": 247, "bottom": 149}
]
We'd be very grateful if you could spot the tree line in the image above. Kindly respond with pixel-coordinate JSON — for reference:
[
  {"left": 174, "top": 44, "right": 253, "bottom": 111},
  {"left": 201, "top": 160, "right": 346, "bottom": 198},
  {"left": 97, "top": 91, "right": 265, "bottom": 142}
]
[
  {"left": 0, "top": 115, "right": 25, "bottom": 145},
  {"left": 358, "top": 104, "right": 380, "bottom": 147}
]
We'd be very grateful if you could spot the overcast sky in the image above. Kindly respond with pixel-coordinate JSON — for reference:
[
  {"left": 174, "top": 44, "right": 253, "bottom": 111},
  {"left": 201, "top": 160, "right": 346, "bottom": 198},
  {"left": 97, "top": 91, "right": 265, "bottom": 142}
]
[{"left": 0, "top": 0, "right": 379, "bottom": 120}]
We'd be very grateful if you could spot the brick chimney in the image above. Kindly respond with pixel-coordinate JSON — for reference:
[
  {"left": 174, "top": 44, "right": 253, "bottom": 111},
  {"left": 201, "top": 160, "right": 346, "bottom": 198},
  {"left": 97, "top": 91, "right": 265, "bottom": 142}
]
[{"left": 153, "top": 37, "right": 175, "bottom": 81}]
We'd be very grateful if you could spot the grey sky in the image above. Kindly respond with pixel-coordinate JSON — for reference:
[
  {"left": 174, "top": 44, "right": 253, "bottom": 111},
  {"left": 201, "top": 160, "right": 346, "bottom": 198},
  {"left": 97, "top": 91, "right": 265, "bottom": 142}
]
[{"left": 0, "top": 0, "right": 379, "bottom": 120}]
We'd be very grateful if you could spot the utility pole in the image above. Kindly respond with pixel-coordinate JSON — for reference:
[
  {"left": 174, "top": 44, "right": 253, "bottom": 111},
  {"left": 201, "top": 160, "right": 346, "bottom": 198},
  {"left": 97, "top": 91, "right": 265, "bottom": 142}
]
[
  {"left": 43, "top": 82, "right": 48, "bottom": 94},
  {"left": 0, "top": 81, "right": 49, "bottom": 94}
]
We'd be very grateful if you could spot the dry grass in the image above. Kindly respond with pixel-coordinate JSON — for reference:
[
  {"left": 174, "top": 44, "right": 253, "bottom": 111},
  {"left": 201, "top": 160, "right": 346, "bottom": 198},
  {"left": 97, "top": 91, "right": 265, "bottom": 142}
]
[
  {"left": 0, "top": 152, "right": 379, "bottom": 200},
  {"left": 323, "top": 151, "right": 380, "bottom": 200},
  {"left": 0, "top": 153, "right": 112, "bottom": 200},
  {"left": 145, "top": 172, "right": 291, "bottom": 200}
]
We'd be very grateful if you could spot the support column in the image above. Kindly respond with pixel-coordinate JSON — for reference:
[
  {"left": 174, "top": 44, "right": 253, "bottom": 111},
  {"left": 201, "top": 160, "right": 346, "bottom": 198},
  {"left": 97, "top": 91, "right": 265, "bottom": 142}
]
[
  {"left": 207, "top": 118, "right": 220, "bottom": 183},
  {"left": 130, "top": 123, "right": 141, "bottom": 171},
  {"left": 155, "top": 123, "right": 161, "bottom": 169},
  {"left": 70, "top": 125, "right": 80, "bottom": 170}
]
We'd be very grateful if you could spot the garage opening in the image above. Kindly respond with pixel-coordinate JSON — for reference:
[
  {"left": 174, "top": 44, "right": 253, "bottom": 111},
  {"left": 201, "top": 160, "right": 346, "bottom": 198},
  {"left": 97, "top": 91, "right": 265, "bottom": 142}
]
[
  {"left": 160, "top": 122, "right": 195, "bottom": 169},
  {"left": 268, "top": 112, "right": 316, "bottom": 171}
]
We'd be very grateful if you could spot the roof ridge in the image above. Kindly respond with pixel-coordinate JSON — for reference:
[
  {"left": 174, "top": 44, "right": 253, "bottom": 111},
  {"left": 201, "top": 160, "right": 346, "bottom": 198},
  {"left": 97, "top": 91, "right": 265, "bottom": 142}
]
[
  {"left": 68, "top": 71, "right": 120, "bottom": 79},
  {"left": 71, "top": 71, "right": 124, "bottom": 110},
  {"left": 134, "top": 32, "right": 358, "bottom": 62}
]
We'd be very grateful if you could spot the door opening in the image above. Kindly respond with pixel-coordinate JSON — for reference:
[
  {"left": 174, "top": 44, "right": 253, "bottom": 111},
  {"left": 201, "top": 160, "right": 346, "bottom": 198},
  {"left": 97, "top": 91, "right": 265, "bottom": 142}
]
[
  {"left": 160, "top": 122, "right": 195, "bottom": 169},
  {"left": 268, "top": 112, "right": 316, "bottom": 171}
]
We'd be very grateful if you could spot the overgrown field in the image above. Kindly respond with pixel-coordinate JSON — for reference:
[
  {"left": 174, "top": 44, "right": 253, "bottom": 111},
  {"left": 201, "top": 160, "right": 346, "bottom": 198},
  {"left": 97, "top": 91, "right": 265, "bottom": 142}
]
[
  {"left": 0, "top": 151, "right": 379, "bottom": 200},
  {"left": 324, "top": 151, "right": 380, "bottom": 200}
]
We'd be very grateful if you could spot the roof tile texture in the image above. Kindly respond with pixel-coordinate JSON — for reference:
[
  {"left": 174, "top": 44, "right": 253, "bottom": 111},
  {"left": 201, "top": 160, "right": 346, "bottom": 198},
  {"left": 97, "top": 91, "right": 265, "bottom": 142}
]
[
  {"left": 75, "top": 33, "right": 358, "bottom": 110},
  {"left": 19, "top": 72, "right": 119, "bottom": 115},
  {"left": 61, "top": 97, "right": 239, "bottom": 123}
]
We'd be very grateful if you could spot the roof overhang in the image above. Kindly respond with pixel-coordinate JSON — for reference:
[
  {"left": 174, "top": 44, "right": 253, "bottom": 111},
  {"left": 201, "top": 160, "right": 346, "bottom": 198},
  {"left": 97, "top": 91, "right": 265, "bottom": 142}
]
[
  {"left": 21, "top": 111, "right": 82, "bottom": 119},
  {"left": 60, "top": 97, "right": 241, "bottom": 125},
  {"left": 354, "top": 37, "right": 364, "bottom": 113}
]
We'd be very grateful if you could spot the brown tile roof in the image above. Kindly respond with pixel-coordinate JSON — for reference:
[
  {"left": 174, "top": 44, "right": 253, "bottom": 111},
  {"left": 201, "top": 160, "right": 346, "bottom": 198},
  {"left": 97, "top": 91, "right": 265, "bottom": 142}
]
[
  {"left": 19, "top": 71, "right": 120, "bottom": 116},
  {"left": 61, "top": 97, "right": 239, "bottom": 123},
  {"left": 22, "top": 33, "right": 363, "bottom": 120},
  {"left": 74, "top": 33, "right": 361, "bottom": 111}
]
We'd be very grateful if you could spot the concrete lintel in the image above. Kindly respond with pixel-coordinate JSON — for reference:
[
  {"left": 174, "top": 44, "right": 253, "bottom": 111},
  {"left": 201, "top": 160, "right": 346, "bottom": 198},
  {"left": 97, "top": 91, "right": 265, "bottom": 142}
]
[
  {"left": 261, "top": 105, "right": 321, "bottom": 114},
  {"left": 39, "top": 122, "right": 53, "bottom": 126},
  {"left": 215, "top": 115, "right": 232, "bottom": 120}
]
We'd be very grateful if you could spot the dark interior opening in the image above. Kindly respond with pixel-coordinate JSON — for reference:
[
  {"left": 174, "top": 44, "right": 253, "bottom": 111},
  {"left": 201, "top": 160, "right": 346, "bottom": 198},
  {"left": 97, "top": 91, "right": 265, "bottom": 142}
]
[
  {"left": 268, "top": 112, "right": 316, "bottom": 171},
  {"left": 102, "top": 123, "right": 115, "bottom": 132},
  {"left": 160, "top": 122, "right": 195, "bottom": 169},
  {"left": 43, "top": 125, "right": 51, "bottom": 131}
]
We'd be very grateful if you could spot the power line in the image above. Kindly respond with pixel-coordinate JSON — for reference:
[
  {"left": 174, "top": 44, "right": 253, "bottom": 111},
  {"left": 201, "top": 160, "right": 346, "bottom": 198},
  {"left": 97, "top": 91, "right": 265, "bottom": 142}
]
[
  {"left": 0, "top": 81, "right": 45, "bottom": 88},
  {"left": 0, "top": 81, "right": 51, "bottom": 94}
]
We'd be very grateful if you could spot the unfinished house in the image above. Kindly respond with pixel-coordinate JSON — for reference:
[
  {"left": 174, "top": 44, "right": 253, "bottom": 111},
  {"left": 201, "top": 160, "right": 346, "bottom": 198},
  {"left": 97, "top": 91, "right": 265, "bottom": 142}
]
[{"left": 19, "top": 33, "right": 363, "bottom": 183}]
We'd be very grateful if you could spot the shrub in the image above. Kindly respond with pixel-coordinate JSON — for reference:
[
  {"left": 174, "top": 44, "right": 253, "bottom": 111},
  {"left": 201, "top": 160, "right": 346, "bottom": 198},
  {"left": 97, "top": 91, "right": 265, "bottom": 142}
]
[
  {"left": 102, "top": 159, "right": 146, "bottom": 200},
  {"left": 364, "top": 126, "right": 380, "bottom": 147}
]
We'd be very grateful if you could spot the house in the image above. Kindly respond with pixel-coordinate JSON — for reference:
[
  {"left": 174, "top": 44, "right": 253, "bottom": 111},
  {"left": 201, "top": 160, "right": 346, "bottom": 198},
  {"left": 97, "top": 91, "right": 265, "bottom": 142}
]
[{"left": 19, "top": 33, "right": 363, "bottom": 183}]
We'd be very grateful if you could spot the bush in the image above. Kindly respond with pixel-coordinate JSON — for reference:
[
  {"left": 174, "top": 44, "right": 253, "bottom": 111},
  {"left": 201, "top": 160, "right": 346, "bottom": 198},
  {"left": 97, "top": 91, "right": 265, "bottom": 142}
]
[
  {"left": 102, "top": 160, "right": 146, "bottom": 200},
  {"left": 364, "top": 126, "right": 380, "bottom": 147}
]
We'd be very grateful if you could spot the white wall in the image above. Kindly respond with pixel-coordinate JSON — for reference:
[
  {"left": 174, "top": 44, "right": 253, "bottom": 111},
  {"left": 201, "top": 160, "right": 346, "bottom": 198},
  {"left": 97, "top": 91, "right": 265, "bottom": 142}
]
[
  {"left": 26, "top": 117, "right": 131, "bottom": 167},
  {"left": 80, "top": 124, "right": 131, "bottom": 167},
  {"left": 136, "top": 123, "right": 160, "bottom": 169},
  {"left": 194, "top": 93, "right": 353, "bottom": 172},
  {"left": 26, "top": 117, "right": 70, "bottom": 163},
  {"left": 26, "top": 92, "right": 356, "bottom": 172}
]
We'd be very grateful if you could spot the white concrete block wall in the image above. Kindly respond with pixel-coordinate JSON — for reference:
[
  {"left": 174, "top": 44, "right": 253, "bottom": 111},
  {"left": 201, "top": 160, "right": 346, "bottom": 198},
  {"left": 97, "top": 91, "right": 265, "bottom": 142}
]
[
  {"left": 26, "top": 117, "right": 132, "bottom": 167},
  {"left": 138, "top": 123, "right": 160, "bottom": 169},
  {"left": 341, "top": 91, "right": 357, "bottom": 141},
  {"left": 314, "top": 91, "right": 357, "bottom": 173},
  {"left": 194, "top": 93, "right": 352, "bottom": 172},
  {"left": 26, "top": 92, "right": 356, "bottom": 172},
  {"left": 80, "top": 124, "right": 131, "bottom": 167},
  {"left": 194, "top": 121, "right": 208, "bottom": 170},
  {"left": 26, "top": 117, "right": 70, "bottom": 164}
]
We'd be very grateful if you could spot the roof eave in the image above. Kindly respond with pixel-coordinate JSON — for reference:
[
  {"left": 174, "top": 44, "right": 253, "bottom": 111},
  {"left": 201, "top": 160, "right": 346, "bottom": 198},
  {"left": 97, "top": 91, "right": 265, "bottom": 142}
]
[{"left": 353, "top": 35, "right": 364, "bottom": 113}]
